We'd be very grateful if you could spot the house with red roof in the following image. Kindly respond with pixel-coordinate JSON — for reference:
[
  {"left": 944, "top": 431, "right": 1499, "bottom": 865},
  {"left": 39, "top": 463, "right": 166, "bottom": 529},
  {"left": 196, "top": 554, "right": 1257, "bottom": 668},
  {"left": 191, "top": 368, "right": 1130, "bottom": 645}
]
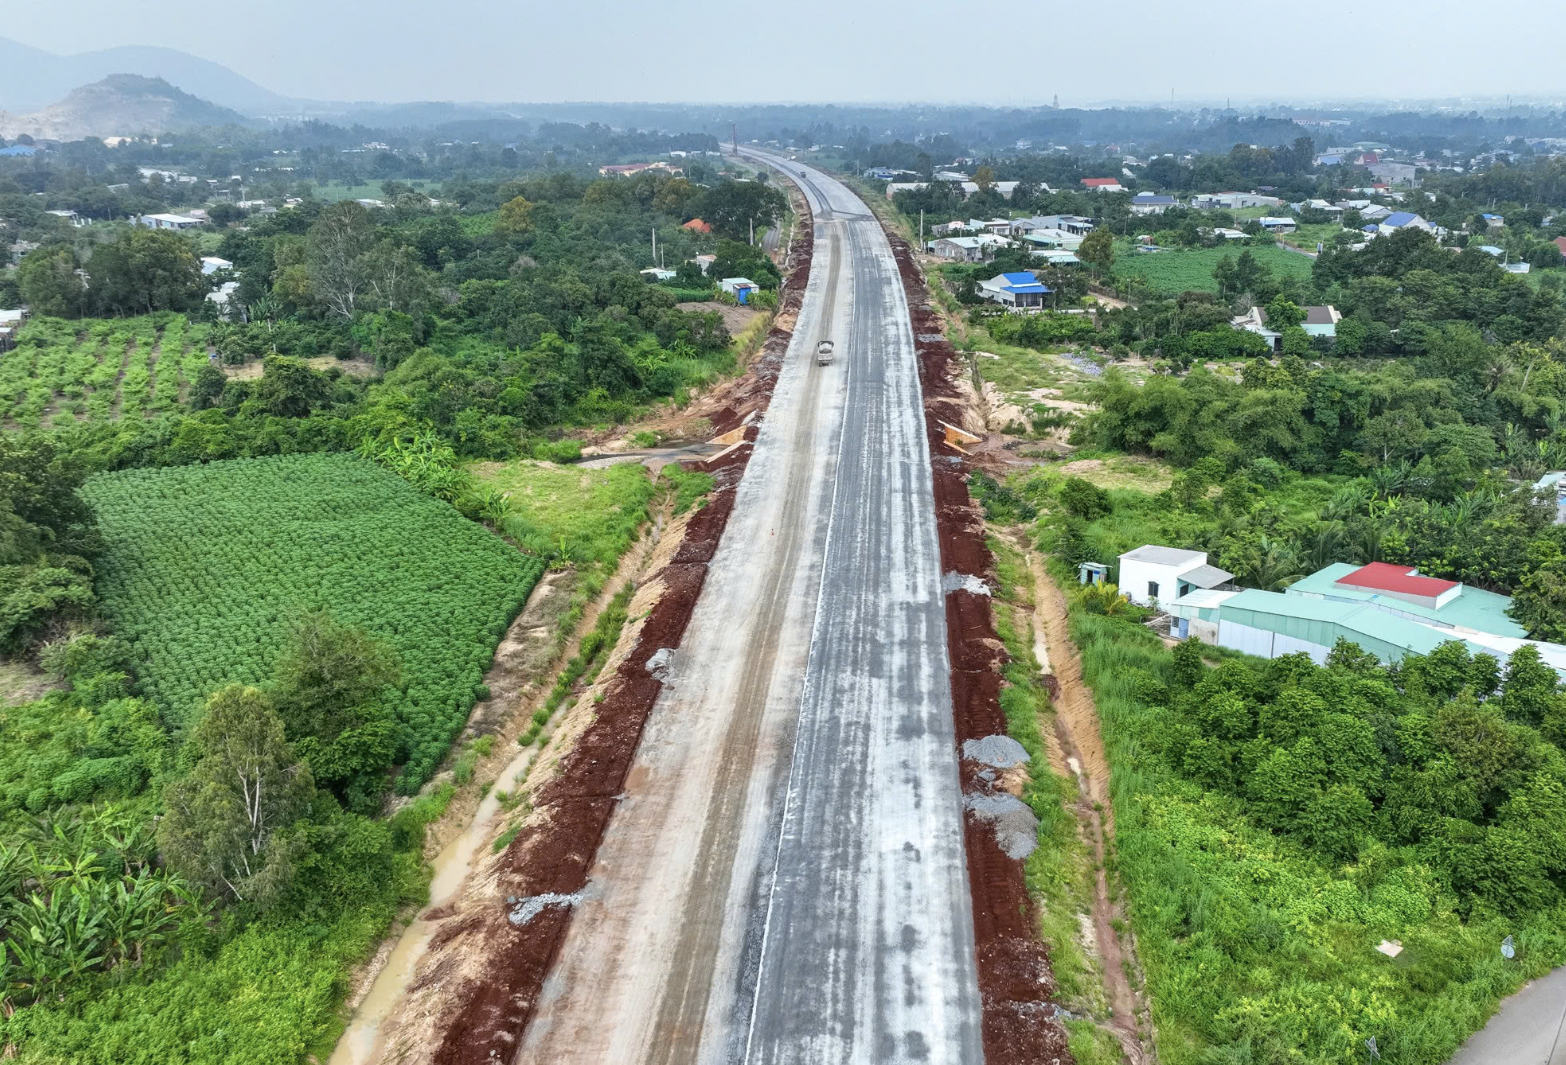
[
  {"left": 1554, "top": 235, "right": 1566, "bottom": 259},
  {"left": 1155, "top": 549, "right": 1566, "bottom": 678},
  {"left": 682, "top": 218, "right": 712, "bottom": 234},
  {"left": 1331, "top": 562, "right": 1462, "bottom": 610},
  {"left": 1080, "top": 178, "right": 1124, "bottom": 192}
]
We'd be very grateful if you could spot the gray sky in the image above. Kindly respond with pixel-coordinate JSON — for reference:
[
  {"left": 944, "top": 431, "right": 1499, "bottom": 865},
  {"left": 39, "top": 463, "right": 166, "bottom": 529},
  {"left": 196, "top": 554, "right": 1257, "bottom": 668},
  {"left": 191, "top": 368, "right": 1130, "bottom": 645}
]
[{"left": 6, "top": 0, "right": 1566, "bottom": 105}]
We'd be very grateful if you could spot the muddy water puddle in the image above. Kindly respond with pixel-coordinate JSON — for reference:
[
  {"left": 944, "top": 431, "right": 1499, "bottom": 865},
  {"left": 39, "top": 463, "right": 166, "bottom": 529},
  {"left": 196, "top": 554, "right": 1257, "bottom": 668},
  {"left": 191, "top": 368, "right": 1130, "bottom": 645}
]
[{"left": 329, "top": 744, "right": 539, "bottom": 1065}]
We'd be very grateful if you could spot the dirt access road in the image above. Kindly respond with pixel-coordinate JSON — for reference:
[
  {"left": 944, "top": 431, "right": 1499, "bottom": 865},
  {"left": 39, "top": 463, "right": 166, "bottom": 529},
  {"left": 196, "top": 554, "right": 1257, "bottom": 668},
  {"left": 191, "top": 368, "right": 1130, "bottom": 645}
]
[{"left": 515, "top": 155, "right": 980, "bottom": 1063}]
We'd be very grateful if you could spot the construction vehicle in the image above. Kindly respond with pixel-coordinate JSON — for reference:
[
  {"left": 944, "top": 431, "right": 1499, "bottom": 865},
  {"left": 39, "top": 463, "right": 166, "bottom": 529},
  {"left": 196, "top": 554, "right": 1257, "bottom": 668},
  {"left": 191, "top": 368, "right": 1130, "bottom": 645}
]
[{"left": 816, "top": 340, "right": 835, "bottom": 366}]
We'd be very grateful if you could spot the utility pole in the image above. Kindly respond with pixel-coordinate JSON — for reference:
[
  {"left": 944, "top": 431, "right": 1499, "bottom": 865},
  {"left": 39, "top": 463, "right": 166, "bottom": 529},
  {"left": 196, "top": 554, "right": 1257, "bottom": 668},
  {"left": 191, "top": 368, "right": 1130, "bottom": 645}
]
[
  {"left": 651, "top": 225, "right": 656, "bottom": 268},
  {"left": 732, "top": 123, "right": 738, "bottom": 156},
  {"left": 920, "top": 208, "right": 924, "bottom": 248}
]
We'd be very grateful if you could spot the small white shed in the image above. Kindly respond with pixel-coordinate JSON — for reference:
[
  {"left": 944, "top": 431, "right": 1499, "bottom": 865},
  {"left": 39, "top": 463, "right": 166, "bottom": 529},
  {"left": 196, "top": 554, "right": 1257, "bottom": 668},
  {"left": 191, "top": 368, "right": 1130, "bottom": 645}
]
[{"left": 1118, "top": 545, "right": 1234, "bottom": 607}]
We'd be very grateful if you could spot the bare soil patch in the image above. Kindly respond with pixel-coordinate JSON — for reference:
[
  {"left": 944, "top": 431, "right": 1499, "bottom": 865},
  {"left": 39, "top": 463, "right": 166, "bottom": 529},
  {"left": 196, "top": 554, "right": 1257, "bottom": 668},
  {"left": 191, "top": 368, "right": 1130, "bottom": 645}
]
[
  {"left": 0, "top": 657, "right": 63, "bottom": 706},
  {"left": 676, "top": 300, "right": 759, "bottom": 335},
  {"left": 1032, "top": 557, "right": 1155, "bottom": 1063},
  {"left": 221, "top": 360, "right": 264, "bottom": 380}
]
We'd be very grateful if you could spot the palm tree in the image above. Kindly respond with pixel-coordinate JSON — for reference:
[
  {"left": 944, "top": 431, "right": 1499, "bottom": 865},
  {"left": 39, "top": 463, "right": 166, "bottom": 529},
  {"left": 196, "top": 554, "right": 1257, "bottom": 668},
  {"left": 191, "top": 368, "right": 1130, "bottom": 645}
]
[
  {"left": 1323, "top": 482, "right": 1372, "bottom": 523},
  {"left": 1351, "top": 518, "right": 1387, "bottom": 562},
  {"left": 1240, "top": 537, "right": 1303, "bottom": 591},
  {"left": 1370, "top": 460, "right": 1412, "bottom": 499},
  {"left": 1303, "top": 521, "right": 1349, "bottom": 572}
]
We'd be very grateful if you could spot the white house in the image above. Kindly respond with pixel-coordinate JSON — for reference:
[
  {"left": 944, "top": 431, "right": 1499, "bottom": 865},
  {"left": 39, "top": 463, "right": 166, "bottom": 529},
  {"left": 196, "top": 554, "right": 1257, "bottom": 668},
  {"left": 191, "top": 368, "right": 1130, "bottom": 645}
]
[
  {"left": 45, "top": 209, "right": 88, "bottom": 227},
  {"left": 1257, "top": 216, "right": 1298, "bottom": 233},
  {"left": 0, "top": 308, "right": 24, "bottom": 353},
  {"left": 970, "top": 218, "right": 1013, "bottom": 235},
  {"left": 1231, "top": 306, "right": 1282, "bottom": 352},
  {"left": 200, "top": 256, "right": 233, "bottom": 276},
  {"left": 1302, "top": 306, "right": 1341, "bottom": 338},
  {"left": 1190, "top": 192, "right": 1282, "bottom": 210},
  {"left": 1020, "top": 229, "right": 1085, "bottom": 251},
  {"left": 689, "top": 253, "right": 717, "bottom": 274},
  {"left": 885, "top": 181, "right": 1021, "bottom": 200},
  {"left": 1130, "top": 193, "right": 1178, "bottom": 216},
  {"left": 931, "top": 234, "right": 1010, "bottom": 262},
  {"left": 1027, "top": 214, "right": 1095, "bottom": 236},
  {"left": 961, "top": 181, "right": 1020, "bottom": 199},
  {"left": 206, "top": 281, "right": 241, "bottom": 319},
  {"left": 1118, "top": 545, "right": 1234, "bottom": 607},
  {"left": 138, "top": 213, "right": 205, "bottom": 230},
  {"left": 639, "top": 267, "right": 676, "bottom": 282},
  {"left": 1081, "top": 178, "right": 1124, "bottom": 192},
  {"left": 976, "top": 272, "right": 1050, "bottom": 308},
  {"left": 932, "top": 236, "right": 988, "bottom": 262}
]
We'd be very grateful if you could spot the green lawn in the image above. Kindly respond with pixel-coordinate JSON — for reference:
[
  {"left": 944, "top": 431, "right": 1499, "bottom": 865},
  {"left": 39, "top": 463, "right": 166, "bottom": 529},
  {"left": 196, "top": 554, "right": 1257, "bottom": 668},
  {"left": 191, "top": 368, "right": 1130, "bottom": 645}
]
[
  {"left": 1278, "top": 222, "right": 1343, "bottom": 252},
  {"left": 307, "top": 180, "right": 436, "bottom": 203},
  {"left": 470, "top": 459, "right": 657, "bottom": 577},
  {"left": 1111, "top": 242, "right": 1315, "bottom": 296}
]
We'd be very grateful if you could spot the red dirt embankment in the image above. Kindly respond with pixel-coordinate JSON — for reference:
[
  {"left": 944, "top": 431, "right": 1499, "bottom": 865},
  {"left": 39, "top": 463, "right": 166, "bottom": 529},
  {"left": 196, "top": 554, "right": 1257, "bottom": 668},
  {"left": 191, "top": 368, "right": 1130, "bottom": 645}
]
[
  {"left": 885, "top": 233, "right": 1075, "bottom": 1065},
  {"left": 423, "top": 208, "right": 815, "bottom": 1065}
]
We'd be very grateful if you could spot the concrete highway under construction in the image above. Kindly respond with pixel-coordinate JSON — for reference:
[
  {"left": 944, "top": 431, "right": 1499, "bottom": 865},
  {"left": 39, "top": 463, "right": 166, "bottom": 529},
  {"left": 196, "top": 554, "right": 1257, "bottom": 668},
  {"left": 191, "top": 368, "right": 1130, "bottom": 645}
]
[{"left": 512, "top": 151, "right": 984, "bottom": 1064}]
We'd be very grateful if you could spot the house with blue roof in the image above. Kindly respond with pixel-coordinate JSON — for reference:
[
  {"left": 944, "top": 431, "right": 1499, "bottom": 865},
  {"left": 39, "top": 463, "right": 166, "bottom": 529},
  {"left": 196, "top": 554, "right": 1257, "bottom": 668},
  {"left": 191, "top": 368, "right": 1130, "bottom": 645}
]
[
  {"left": 1377, "top": 210, "right": 1436, "bottom": 237},
  {"left": 0, "top": 145, "right": 39, "bottom": 158},
  {"left": 977, "top": 272, "right": 1050, "bottom": 308}
]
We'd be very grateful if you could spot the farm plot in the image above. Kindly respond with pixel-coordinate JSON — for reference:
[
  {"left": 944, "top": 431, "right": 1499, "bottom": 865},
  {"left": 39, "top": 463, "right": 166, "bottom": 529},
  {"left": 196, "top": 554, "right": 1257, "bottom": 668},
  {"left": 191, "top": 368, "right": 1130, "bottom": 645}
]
[
  {"left": 1110, "top": 243, "right": 1314, "bottom": 296},
  {"left": 81, "top": 453, "right": 542, "bottom": 791},
  {"left": 0, "top": 314, "right": 211, "bottom": 427}
]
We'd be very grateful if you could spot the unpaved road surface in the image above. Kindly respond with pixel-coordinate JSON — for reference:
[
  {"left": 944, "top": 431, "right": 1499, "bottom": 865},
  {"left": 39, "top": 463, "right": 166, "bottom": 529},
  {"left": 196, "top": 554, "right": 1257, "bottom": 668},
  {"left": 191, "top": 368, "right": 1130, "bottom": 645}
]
[{"left": 516, "top": 155, "right": 980, "bottom": 1064}]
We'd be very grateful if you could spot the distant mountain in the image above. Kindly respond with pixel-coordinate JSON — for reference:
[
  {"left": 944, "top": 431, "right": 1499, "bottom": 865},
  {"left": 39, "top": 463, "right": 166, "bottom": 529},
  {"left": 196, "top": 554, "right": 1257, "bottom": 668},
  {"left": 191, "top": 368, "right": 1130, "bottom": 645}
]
[
  {"left": 0, "top": 75, "right": 256, "bottom": 141},
  {"left": 0, "top": 37, "right": 291, "bottom": 114}
]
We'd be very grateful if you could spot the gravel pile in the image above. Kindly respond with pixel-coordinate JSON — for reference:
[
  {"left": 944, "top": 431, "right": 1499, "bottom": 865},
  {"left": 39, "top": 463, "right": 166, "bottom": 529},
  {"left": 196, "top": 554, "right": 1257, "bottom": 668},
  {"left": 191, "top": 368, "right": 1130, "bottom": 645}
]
[
  {"left": 962, "top": 734, "right": 1031, "bottom": 769},
  {"left": 964, "top": 792, "right": 1040, "bottom": 860}
]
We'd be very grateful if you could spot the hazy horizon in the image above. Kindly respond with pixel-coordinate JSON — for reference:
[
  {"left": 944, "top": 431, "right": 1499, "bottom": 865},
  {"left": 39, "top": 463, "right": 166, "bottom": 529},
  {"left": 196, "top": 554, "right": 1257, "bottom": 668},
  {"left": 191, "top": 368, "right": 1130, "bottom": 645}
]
[{"left": 6, "top": 0, "right": 1566, "bottom": 108}]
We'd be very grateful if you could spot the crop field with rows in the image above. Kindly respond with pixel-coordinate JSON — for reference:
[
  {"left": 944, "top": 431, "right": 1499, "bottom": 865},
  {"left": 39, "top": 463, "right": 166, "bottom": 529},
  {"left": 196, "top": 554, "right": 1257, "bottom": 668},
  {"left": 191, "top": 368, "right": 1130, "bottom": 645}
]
[
  {"left": 81, "top": 453, "right": 542, "bottom": 790},
  {"left": 0, "top": 314, "right": 211, "bottom": 428}
]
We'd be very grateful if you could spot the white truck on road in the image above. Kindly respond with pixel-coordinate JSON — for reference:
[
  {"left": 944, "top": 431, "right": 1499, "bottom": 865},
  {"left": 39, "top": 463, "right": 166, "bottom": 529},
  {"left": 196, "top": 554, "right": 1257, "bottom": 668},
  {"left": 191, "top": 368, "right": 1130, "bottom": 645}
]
[{"left": 816, "top": 340, "right": 835, "bottom": 366}]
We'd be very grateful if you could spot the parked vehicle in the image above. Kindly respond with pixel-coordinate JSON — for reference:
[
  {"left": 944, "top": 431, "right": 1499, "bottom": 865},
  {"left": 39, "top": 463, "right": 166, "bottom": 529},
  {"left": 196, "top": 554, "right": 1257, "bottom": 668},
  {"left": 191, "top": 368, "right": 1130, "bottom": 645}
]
[{"left": 816, "top": 340, "right": 835, "bottom": 365}]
